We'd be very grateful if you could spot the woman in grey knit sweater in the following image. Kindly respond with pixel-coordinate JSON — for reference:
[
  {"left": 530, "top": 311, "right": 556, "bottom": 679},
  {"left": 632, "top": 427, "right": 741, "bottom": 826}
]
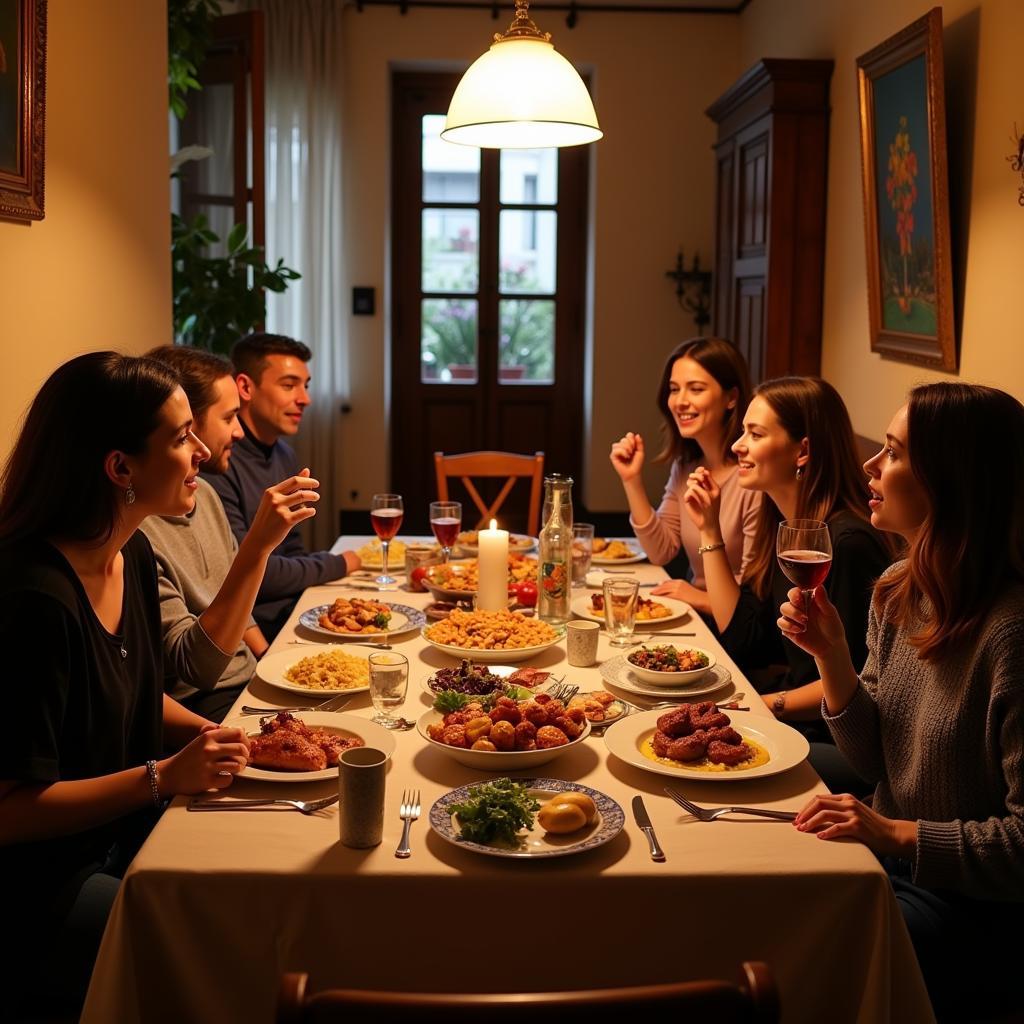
[{"left": 778, "top": 382, "right": 1024, "bottom": 1021}]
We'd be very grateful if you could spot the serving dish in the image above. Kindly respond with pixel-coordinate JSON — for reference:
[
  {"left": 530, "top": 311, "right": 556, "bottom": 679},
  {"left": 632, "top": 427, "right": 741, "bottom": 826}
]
[
  {"left": 625, "top": 644, "right": 716, "bottom": 686},
  {"left": 599, "top": 656, "right": 732, "bottom": 699},
  {"left": 298, "top": 602, "right": 425, "bottom": 642},
  {"left": 421, "top": 626, "right": 565, "bottom": 665},
  {"left": 570, "top": 592, "right": 691, "bottom": 626},
  {"left": 255, "top": 648, "right": 371, "bottom": 697}
]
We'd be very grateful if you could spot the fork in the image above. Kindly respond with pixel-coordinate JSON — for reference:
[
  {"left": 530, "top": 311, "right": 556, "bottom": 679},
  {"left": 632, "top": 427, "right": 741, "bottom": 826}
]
[
  {"left": 239, "top": 694, "right": 352, "bottom": 716},
  {"left": 547, "top": 682, "right": 579, "bottom": 704},
  {"left": 664, "top": 788, "right": 797, "bottom": 822},
  {"left": 289, "top": 639, "right": 393, "bottom": 650},
  {"left": 395, "top": 789, "right": 421, "bottom": 858},
  {"left": 188, "top": 795, "right": 340, "bottom": 815}
]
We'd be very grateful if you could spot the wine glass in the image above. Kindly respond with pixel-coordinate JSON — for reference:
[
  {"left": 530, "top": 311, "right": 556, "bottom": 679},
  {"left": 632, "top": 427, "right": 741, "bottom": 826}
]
[
  {"left": 429, "top": 500, "right": 461, "bottom": 564},
  {"left": 776, "top": 519, "right": 832, "bottom": 624},
  {"left": 370, "top": 493, "right": 404, "bottom": 589},
  {"left": 367, "top": 652, "right": 409, "bottom": 728}
]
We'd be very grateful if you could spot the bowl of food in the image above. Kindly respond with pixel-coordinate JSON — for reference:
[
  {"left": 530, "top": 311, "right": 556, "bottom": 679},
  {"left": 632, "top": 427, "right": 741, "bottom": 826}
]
[
  {"left": 422, "top": 607, "right": 564, "bottom": 664},
  {"left": 625, "top": 644, "right": 715, "bottom": 686},
  {"left": 417, "top": 691, "right": 591, "bottom": 770}
]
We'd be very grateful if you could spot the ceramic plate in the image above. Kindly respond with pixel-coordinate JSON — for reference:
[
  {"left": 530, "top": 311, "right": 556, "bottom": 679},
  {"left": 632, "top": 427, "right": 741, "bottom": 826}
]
[
  {"left": 429, "top": 778, "right": 624, "bottom": 858},
  {"left": 591, "top": 540, "right": 646, "bottom": 565},
  {"left": 604, "top": 708, "right": 809, "bottom": 781},
  {"left": 599, "top": 655, "right": 733, "bottom": 699},
  {"left": 254, "top": 648, "right": 371, "bottom": 697},
  {"left": 570, "top": 592, "right": 691, "bottom": 626},
  {"left": 225, "top": 712, "right": 397, "bottom": 783},
  {"left": 298, "top": 602, "right": 425, "bottom": 641},
  {"left": 355, "top": 539, "right": 416, "bottom": 570},
  {"left": 421, "top": 625, "right": 565, "bottom": 664},
  {"left": 454, "top": 534, "right": 537, "bottom": 556}
]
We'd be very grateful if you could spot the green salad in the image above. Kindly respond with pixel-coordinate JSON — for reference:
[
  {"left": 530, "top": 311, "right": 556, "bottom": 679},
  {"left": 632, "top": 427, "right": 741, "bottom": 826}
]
[{"left": 449, "top": 777, "right": 540, "bottom": 845}]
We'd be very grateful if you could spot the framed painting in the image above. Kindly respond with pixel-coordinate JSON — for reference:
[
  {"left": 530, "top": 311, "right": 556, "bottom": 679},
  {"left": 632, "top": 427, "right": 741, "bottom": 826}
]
[
  {"left": 0, "top": 0, "right": 46, "bottom": 222},
  {"left": 857, "top": 7, "right": 956, "bottom": 371}
]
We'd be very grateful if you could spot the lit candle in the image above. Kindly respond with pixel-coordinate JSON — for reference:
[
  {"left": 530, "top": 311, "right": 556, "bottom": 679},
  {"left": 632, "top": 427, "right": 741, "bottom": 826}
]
[{"left": 477, "top": 518, "right": 509, "bottom": 611}]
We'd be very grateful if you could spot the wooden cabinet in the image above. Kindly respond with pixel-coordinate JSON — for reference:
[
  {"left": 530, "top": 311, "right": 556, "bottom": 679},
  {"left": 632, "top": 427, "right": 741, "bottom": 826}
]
[{"left": 706, "top": 59, "right": 833, "bottom": 382}]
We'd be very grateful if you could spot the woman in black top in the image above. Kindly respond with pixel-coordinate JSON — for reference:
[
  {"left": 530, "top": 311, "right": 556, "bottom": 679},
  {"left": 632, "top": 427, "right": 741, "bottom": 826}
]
[
  {"left": 682, "top": 377, "right": 893, "bottom": 785},
  {"left": 0, "top": 353, "right": 252, "bottom": 1016}
]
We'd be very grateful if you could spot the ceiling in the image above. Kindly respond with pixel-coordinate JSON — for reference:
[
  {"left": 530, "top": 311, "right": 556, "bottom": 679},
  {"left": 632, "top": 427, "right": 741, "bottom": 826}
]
[{"left": 355, "top": 0, "right": 750, "bottom": 13}]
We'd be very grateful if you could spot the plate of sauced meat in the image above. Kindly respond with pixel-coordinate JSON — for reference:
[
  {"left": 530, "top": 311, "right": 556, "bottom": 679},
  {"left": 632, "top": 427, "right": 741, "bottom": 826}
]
[
  {"left": 571, "top": 592, "right": 692, "bottom": 626},
  {"left": 299, "top": 598, "right": 426, "bottom": 641},
  {"left": 226, "top": 711, "right": 397, "bottom": 782}
]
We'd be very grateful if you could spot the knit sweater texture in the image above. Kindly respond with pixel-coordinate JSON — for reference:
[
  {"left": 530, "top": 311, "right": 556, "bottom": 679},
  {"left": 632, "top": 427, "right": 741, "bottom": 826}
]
[
  {"left": 141, "top": 478, "right": 257, "bottom": 700},
  {"left": 825, "top": 563, "right": 1024, "bottom": 901}
]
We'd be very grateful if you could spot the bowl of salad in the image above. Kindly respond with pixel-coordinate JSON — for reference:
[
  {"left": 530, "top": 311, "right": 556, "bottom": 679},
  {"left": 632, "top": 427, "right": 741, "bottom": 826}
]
[{"left": 625, "top": 644, "right": 715, "bottom": 686}]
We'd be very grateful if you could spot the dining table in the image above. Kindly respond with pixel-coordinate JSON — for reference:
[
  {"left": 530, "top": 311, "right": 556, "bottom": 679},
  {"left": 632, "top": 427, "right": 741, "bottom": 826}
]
[{"left": 81, "top": 537, "right": 935, "bottom": 1024}]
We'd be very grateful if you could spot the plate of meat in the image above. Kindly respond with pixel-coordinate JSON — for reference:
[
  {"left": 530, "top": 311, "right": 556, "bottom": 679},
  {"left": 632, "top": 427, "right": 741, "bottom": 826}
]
[
  {"left": 226, "top": 711, "right": 397, "bottom": 782},
  {"left": 571, "top": 592, "right": 691, "bottom": 626},
  {"left": 298, "top": 599, "right": 426, "bottom": 641},
  {"left": 604, "top": 706, "right": 809, "bottom": 781}
]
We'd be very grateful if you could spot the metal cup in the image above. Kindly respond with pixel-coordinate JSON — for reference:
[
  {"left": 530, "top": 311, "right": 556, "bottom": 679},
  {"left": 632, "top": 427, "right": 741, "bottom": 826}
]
[{"left": 338, "top": 747, "right": 387, "bottom": 848}]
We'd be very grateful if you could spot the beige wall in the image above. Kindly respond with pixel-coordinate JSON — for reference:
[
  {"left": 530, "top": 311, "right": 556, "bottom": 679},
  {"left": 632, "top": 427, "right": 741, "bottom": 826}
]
[
  {"left": 739, "top": 0, "right": 1024, "bottom": 443},
  {"left": 337, "top": 7, "right": 740, "bottom": 511},
  {"left": 0, "top": 0, "right": 170, "bottom": 454}
]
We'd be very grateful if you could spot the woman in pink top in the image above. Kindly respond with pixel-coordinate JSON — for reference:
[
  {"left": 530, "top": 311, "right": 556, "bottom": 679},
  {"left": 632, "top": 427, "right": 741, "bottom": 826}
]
[{"left": 610, "top": 337, "right": 760, "bottom": 615}]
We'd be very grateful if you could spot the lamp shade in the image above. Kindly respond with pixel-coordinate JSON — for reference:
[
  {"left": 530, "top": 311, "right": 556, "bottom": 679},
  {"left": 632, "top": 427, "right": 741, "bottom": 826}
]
[{"left": 442, "top": 37, "right": 602, "bottom": 150}]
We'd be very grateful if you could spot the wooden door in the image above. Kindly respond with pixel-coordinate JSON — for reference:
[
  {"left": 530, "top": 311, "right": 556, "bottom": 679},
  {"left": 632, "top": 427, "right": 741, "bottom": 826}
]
[{"left": 390, "top": 72, "right": 589, "bottom": 533}]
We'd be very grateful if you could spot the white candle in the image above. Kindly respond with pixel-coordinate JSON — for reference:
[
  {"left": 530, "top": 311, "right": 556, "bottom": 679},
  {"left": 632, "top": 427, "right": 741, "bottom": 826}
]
[{"left": 477, "top": 518, "right": 509, "bottom": 611}]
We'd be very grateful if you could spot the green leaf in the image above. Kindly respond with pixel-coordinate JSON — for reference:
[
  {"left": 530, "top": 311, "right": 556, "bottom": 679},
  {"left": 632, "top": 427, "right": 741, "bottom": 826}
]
[{"left": 226, "top": 223, "right": 248, "bottom": 253}]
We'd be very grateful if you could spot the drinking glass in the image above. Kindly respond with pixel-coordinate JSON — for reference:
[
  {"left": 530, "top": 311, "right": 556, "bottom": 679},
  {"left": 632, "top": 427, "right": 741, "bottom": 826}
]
[
  {"left": 370, "top": 493, "right": 404, "bottom": 589},
  {"left": 367, "top": 652, "right": 409, "bottom": 728},
  {"left": 776, "top": 519, "right": 832, "bottom": 624},
  {"left": 429, "top": 500, "right": 462, "bottom": 564},
  {"left": 571, "top": 523, "right": 595, "bottom": 587},
  {"left": 602, "top": 577, "right": 640, "bottom": 647}
]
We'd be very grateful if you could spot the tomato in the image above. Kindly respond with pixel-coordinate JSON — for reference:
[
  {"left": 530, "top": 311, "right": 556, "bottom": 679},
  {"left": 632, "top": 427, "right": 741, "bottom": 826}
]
[
  {"left": 410, "top": 565, "right": 431, "bottom": 592},
  {"left": 511, "top": 580, "right": 538, "bottom": 607}
]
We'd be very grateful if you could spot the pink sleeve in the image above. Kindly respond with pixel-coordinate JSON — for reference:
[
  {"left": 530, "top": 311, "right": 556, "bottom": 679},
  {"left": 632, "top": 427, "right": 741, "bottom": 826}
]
[
  {"left": 631, "top": 460, "right": 687, "bottom": 566},
  {"left": 737, "top": 487, "right": 762, "bottom": 579}
]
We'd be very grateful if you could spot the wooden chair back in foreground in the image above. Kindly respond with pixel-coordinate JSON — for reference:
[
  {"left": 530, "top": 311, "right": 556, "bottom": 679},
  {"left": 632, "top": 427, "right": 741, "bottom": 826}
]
[
  {"left": 434, "top": 450, "right": 545, "bottom": 537},
  {"left": 277, "top": 963, "right": 780, "bottom": 1024}
]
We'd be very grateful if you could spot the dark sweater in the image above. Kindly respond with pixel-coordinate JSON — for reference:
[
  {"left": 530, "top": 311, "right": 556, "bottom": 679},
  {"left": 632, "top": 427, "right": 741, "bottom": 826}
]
[
  {"left": 720, "top": 511, "right": 892, "bottom": 689},
  {"left": 203, "top": 422, "right": 347, "bottom": 637}
]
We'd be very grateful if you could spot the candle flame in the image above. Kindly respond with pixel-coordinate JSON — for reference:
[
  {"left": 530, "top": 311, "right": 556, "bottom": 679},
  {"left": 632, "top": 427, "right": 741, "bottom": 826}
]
[{"left": 490, "top": 519, "right": 497, "bottom": 530}]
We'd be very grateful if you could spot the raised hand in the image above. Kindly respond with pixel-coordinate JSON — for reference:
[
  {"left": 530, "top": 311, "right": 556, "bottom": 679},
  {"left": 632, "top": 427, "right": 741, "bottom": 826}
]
[
  {"left": 681, "top": 466, "right": 722, "bottom": 533},
  {"left": 158, "top": 726, "right": 250, "bottom": 795},
  {"left": 609, "top": 432, "right": 645, "bottom": 482},
  {"left": 247, "top": 468, "right": 320, "bottom": 552},
  {"left": 777, "top": 585, "right": 846, "bottom": 657}
]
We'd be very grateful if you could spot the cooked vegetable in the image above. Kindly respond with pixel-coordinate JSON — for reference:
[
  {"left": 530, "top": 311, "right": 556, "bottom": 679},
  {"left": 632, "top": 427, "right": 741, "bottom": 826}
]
[
  {"left": 450, "top": 777, "right": 540, "bottom": 845},
  {"left": 426, "top": 660, "right": 506, "bottom": 696},
  {"left": 628, "top": 645, "right": 709, "bottom": 672}
]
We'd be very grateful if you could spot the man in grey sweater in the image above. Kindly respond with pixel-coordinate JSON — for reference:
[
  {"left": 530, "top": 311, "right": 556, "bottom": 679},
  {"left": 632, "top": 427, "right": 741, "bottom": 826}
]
[
  {"left": 203, "top": 333, "right": 360, "bottom": 640},
  {"left": 142, "top": 346, "right": 325, "bottom": 721}
]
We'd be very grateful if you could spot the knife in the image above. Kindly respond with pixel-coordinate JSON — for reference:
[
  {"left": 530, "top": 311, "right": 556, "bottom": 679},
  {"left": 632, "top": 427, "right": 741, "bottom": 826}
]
[{"left": 632, "top": 795, "right": 666, "bottom": 862}]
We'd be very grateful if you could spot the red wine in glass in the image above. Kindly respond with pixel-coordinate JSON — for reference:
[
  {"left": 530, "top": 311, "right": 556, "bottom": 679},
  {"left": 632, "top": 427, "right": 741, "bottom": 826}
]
[
  {"left": 778, "top": 549, "right": 833, "bottom": 590},
  {"left": 776, "top": 519, "right": 832, "bottom": 623},
  {"left": 370, "top": 494, "right": 403, "bottom": 588},
  {"left": 429, "top": 501, "right": 461, "bottom": 563},
  {"left": 371, "top": 508, "right": 403, "bottom": 541}
]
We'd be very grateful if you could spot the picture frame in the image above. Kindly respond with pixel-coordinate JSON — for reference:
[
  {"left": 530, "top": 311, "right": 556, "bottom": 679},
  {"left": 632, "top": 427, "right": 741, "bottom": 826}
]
[
  {"left": 0, "top": 0, "right": 46, "bottom": 222},
  {"left": 856, "top": 7, "right": 957, "bottom": 372}
]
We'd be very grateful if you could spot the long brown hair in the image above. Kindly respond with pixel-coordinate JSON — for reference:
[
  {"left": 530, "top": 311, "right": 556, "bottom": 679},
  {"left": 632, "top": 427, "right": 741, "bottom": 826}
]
[
  {"left": 874, "top": 382, "right": 1024, "bottom": 661},
  {"left": 744, "top": 376, "right": 881, "bottom": 598},
  {"left": 654, "top": 337, "right": 751, "bottom": 467},
  {"left": 0, "top": 352, "right": 180, "bottom": 546}
]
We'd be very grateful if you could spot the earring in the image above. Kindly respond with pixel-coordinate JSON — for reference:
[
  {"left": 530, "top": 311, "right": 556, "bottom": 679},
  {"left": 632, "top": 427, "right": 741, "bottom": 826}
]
[
  {"left": 125, "top": 483, "right": 136, "bottom": 505},
  {"left": 795, "top": 465, "right": 804, "bottom": 480}
]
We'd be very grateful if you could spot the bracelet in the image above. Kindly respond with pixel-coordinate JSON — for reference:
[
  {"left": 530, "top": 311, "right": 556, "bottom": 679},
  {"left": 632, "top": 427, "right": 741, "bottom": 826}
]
[
  {"left": 697, "top": 541, "right": 726, "bottom": 555},
  {"left": 145, "top": 759, "right": 162, "bottom": 808},
  {"left": 772, "top": 691, "right": 788, "bottom": 718}
]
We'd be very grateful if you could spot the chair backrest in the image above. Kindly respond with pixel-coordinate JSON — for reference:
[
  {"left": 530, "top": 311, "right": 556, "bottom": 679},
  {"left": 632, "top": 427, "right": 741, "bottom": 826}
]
[
  {"left": 434, "top": 450, "right": 545, "bottom": 537},
  {"left": 277, "top": 963, "right": 780, "bottom": 1024}
]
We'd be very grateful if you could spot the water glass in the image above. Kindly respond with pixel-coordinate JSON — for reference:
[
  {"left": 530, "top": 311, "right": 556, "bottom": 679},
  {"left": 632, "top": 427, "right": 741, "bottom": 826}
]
[
  {"left": 571, "top": 523, "right": 595, "bottom": 587},
  {"left": 367, "top": 652, "right": 409, "bottom": 728},
  {"left": 602, "top": 577, "right": 639, "bottom": 647}
]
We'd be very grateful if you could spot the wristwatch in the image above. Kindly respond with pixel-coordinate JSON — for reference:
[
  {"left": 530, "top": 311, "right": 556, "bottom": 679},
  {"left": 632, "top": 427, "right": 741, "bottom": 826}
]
[{"left": 772, "top": 691, "right": 788, "bottom": 718}]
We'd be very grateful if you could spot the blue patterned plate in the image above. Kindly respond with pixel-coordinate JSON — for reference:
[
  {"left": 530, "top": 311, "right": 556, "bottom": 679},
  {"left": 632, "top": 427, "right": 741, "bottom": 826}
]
[
  {"left": 429, "top": 778, "right": 625, "bottom": 859},
  {"left": 298, "top": 601, "right": 426, "bottom": 641}
]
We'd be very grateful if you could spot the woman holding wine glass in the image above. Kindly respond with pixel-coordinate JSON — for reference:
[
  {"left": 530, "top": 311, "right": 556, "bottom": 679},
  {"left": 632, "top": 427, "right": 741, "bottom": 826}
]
[
  {"left": 684, "top": 377, "right": 893, "bottom": 788},
  {"left": 609, "top": 337, "right": 761, "bottom": 615},
  {"left": 778, "top": 383, "right": 1024, "bottom": 1021}
]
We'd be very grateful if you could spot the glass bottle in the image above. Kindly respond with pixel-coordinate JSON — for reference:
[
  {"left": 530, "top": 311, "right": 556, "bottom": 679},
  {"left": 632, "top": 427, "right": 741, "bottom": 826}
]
[{"left": 537, "top": 474, "right": 573, "bottom": 624}]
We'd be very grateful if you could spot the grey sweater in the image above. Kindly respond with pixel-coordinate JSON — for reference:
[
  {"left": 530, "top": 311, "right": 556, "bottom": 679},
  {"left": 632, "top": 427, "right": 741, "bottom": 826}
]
[
  {"left": 140, "top": 478, "right": 257, "bottom": 700},
  {"left": 825, "top": 563, "right": 1024, "bottom": 901}
]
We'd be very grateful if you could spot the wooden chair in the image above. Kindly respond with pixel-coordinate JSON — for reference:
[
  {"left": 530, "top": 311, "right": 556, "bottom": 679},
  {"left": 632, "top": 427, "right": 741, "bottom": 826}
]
[
  {"left": 277, "top": 963, "right": 780, "bottom": 1024},
  {"left": 434, "top": 450, "right": 545, "bottom": 537}
]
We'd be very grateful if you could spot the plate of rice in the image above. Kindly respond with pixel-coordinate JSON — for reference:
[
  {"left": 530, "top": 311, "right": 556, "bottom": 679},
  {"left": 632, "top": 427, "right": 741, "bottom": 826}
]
[{"left": 255, "top": 647, "right": 371, "bottom": 696}]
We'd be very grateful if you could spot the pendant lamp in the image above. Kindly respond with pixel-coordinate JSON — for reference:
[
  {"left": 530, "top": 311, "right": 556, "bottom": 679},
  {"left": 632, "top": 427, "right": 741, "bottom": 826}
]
[{"left": 442, "top": 0, "right": 602, "bottom": 149}]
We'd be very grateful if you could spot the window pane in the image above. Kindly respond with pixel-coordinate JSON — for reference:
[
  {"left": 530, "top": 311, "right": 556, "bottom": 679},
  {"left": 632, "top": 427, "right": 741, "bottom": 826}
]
[
  {"left": 422, "top": 209, "right": 478, "bottom": 292},
  {"left": 500, "top": 148, "right": 558, "bottom": 204},
  {"left": 422, "top": 114, "right": 480, "bottom": 202},
  {"left": 422, "top": 298, "right": 478, "bottom": 384},
  {"left": 499, "top": 299, "right": 554, "bottom": 384},
  {"left": 499, "top": 210, "right": 556, "bottom": 293}
]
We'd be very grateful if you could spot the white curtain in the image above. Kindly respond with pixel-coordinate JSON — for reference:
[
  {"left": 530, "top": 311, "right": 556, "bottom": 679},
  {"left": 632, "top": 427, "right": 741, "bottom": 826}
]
[{"left": 245, "top": 0, "right": 348, "bottom": 550}]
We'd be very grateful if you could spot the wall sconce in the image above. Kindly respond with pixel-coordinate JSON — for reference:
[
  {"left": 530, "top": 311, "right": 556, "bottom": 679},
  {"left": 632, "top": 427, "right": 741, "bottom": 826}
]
[{"left": 665, "top": 248, "right": 712, "bottom": 330}]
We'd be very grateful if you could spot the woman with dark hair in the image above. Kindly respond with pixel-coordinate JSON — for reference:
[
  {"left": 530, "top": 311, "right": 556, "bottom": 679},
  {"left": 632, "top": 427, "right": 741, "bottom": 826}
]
[
  {"left": 0, "top": 351, "right": 316, "bottom": 1016},
  {"left": 780, "top": 383, "right": 1024, "bottom": 1021},
  {"left": 609, "top": 337, "right": 760, "bottom": 613},
  {"left": 686, "top": 377, "right": 893, "bottom": 721}
]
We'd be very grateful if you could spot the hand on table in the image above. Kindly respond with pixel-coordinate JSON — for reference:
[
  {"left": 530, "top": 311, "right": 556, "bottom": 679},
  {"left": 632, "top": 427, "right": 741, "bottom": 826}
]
[
  {"left": 159, "top": 727, "right": 250, "bottom": 796},
  {"left": 610, "top": 431, "right": 645, "bottom": 482},
  {"left": 794, "top": 792, "right": 917, "bottom": 857},
  {"left": 650, "top": 578, "right": 710, "bottom": 614}
]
